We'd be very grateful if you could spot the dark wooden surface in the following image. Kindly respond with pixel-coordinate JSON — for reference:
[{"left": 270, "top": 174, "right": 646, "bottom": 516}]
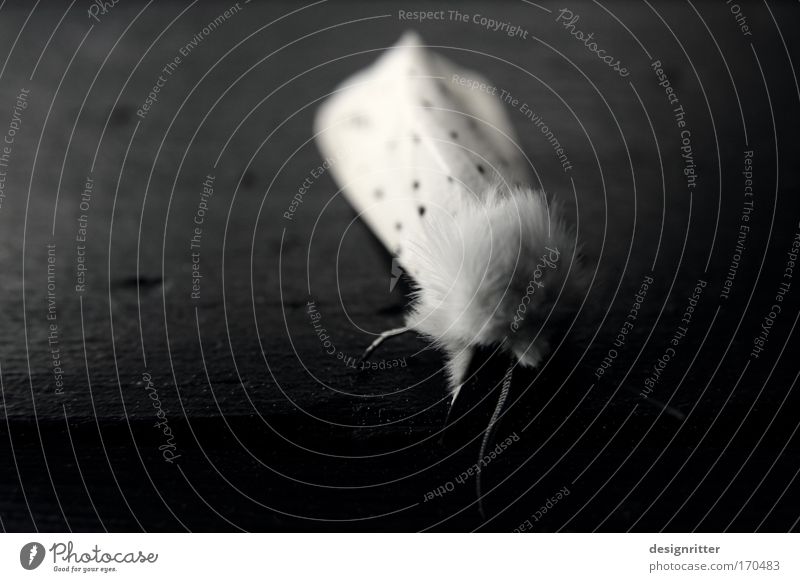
[{"left": 0, "top": 0, "right": 799, "bottom": 531}]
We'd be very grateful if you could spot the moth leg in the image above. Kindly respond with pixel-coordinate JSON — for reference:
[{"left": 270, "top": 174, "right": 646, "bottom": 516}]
[{"left": 360, "top": 326, "right": 412, "bottom": 362}]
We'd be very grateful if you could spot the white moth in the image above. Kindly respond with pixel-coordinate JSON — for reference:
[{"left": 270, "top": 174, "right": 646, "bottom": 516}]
[{"left": 314, "top": 31, "right": 588, "bottom": 408}]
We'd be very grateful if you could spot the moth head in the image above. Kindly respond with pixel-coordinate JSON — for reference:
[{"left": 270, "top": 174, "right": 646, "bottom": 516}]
[{"left": 405, "top": 186, "right": 589, "bottom": 374}]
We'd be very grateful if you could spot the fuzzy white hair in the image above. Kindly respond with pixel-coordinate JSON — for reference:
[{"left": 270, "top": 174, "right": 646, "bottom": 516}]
[{"left": 404, "top": 185, "right": 589, "bottom": 398}]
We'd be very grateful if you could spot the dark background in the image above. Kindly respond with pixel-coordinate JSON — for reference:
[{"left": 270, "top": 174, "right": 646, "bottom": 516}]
[{"left": 0, "top": 0, "right": 798, "bottom": 532}]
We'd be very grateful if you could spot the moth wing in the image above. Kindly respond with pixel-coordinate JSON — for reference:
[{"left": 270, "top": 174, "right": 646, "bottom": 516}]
[
  {"left": 426, "top": 50, "right": 532, "bottom": 188},
  {"left": 314, "top": 32, "right": 530, "bottom": 278},
  {"left": 313, "top": 35, "right": 422, "bottom": 272}
]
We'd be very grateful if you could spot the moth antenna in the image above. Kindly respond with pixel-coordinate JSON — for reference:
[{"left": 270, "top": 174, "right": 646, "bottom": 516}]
[
  {"left": 360, "top": 326, "right": 412, "bottom": 363},
  {"left": 476, "top": 360, "right": 515, "bottom": 518}
]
